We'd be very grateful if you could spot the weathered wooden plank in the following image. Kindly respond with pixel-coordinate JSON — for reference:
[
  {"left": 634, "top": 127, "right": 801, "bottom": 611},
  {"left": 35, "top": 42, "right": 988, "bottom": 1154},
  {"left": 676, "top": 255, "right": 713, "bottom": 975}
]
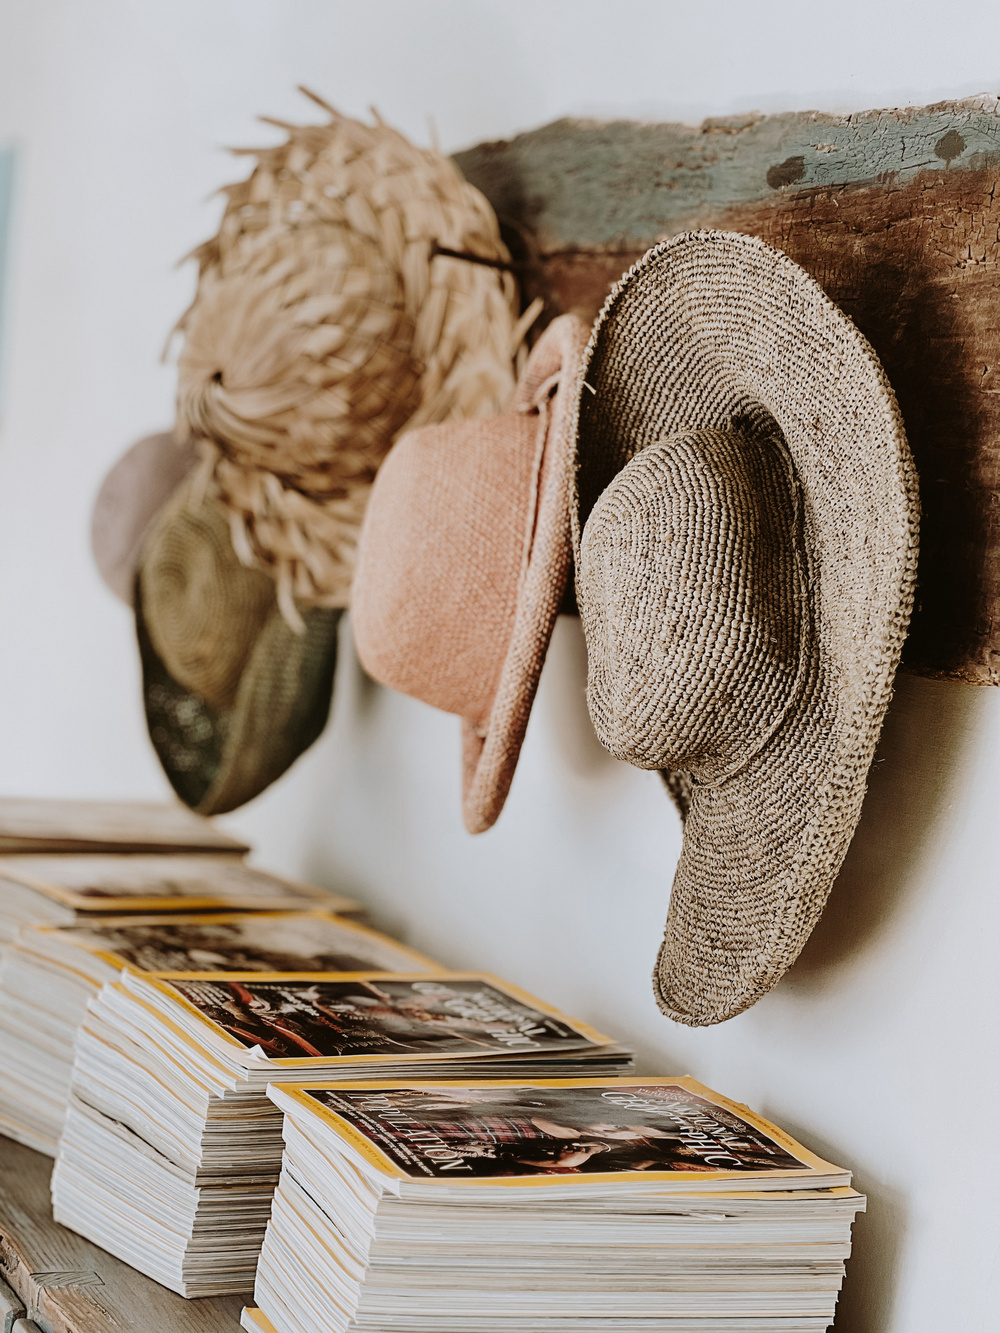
[
  {"left": 456, "top": 97, "right": 1000, "bottom": 683},
  {"left": 0, "top": 1139, "right": 243, "bottom": 1332},
  {"left": 0, "top": 1274, "right": 26, "bottom": 1332},
  {"left": 456, "top": 97, "right": 1000, "bottom": 249}
]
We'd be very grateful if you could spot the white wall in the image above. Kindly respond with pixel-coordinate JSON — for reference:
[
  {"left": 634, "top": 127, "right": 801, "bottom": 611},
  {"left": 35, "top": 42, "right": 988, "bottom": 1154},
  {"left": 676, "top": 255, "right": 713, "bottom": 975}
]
[{"left": 2, "top": 4, "right": 1000, "bottom": 1330}]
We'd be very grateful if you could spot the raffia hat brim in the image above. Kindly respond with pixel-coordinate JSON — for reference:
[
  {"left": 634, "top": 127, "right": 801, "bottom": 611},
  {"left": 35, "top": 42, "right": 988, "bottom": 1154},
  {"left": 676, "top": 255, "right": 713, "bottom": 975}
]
[
  {"left": 573, "top": 232, "right": 919, "bottom": 1025},
  {"left": 461, "top": 315, "right": 591, "bottom": 833}
]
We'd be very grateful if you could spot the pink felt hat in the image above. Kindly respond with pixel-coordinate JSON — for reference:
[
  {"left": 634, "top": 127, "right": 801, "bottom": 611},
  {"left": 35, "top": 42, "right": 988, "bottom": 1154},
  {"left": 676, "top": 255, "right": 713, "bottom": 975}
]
[
  {"left": 91, "top": 432, "right": 199, "bottom": 604},
  {"left": 351, "top": 314, "right": 590, "bottom": 833}
]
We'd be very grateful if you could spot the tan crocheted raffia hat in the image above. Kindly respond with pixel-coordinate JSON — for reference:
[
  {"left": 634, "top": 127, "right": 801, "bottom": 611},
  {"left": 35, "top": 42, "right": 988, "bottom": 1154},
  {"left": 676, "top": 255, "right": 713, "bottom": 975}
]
[
  {"left": 136, "top": 476, "right": 340, "bottom": 815},
  {"left": 573, "top": 231, "right": 919, "bottom": 1027},
  {"left": 352, "top": 314, "right": 590, "bottom": 833},
  {"left": 176, "top": 90, "right": 529, "bottom": 629}
]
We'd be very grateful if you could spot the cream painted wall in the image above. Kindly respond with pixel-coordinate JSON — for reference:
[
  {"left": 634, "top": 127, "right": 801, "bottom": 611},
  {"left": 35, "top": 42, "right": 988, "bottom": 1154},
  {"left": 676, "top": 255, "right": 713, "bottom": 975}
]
[{"left": 1, "top": 3, "right": 1000, "bottom": 1330}]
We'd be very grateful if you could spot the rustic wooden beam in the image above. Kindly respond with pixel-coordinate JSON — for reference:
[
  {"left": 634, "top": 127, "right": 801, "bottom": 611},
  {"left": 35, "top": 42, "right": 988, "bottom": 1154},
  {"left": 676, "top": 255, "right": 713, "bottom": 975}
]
[{"left": 456, "top": 97, "right": 1000, "bottom": 684}]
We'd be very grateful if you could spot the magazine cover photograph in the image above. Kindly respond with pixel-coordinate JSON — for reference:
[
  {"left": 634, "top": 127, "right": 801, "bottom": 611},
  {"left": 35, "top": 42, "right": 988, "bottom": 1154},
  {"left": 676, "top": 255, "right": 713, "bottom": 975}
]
[
  {"left": 20, "top": 912, "right": 436, "bottom": 976},
  {"left": 0, "top": 914, "right": 439, "bottom": 1156},
  {"left": 0, "top": 852, "right": 347, "bottom": 911},
  {"left": 281, "top": 1078, "right": 847, "bottom": 1185},
  {"left": 159, "top": 975, "right": 613, "bottom": 1061}
]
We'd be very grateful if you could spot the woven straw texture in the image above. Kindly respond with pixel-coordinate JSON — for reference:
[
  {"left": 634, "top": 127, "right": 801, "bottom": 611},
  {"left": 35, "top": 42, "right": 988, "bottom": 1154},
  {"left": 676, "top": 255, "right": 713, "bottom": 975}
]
[
  {"left": 573, "top": 231, "right": 919, "bottom": 1027},
  {"left": 176, "top": 90, "right": 525, "bottom": 628},
  {"left": 352, "top": 314, "right": 590, "bottom": 833},
  {"left": 137, "top": 476, "right": 340, "bottom": 815}
]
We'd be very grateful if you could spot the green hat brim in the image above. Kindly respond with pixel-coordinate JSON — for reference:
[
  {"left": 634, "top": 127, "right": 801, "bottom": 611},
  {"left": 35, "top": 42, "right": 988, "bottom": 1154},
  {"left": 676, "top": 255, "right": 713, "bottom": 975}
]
[{"left": 137, "top": 583, "right": 341, "bottom": 815}]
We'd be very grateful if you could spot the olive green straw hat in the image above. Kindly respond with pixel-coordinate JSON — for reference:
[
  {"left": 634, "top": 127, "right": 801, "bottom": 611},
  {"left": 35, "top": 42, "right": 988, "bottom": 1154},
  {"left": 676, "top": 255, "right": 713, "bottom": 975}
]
[
  {"left": 573, "top": 230, "right": 919, "bottom": 1027},
  {"left": 134, "top": 475, "right": 340, "bottom": 815}
]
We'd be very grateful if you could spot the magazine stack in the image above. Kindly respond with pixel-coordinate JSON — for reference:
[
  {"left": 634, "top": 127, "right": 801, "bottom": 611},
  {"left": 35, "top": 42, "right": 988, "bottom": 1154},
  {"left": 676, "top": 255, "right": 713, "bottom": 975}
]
[
  {"left": 51, "top": 970, "right": 633, "bottom": 1295},
  {"left": 0, "top": 912, "right": 434, "bottom": 1153},
  {"left": 0, "top": 795, "right": 363, "bottom": 948},
  {"left": 0, "top": 851, "right": 361, "bottom": 942},
  {"left": 245, "top": 1078, "right": 864, "bottom": 1333},
  {"left": 0, "top": 796, "right": 252, "bottom": 855}
]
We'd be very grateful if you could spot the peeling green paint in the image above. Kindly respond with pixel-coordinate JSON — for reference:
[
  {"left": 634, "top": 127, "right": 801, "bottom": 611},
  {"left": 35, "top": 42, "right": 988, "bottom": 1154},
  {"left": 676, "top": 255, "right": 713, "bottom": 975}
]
[{"left": 454, "top": 96, "right": 1000, "bottom": 250}]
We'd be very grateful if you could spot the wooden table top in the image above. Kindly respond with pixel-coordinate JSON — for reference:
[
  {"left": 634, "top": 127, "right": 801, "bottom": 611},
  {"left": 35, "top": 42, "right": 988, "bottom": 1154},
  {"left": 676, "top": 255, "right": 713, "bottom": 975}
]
[{"left": 0, "top": 1138, "right": 244, "bottom": 1332}]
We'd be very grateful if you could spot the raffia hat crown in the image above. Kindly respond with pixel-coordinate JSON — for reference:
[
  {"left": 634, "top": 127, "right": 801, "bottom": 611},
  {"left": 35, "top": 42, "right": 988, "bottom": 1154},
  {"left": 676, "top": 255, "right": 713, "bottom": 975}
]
[{"left": 585, "top": 424, "right": 809, "bottom": 781}]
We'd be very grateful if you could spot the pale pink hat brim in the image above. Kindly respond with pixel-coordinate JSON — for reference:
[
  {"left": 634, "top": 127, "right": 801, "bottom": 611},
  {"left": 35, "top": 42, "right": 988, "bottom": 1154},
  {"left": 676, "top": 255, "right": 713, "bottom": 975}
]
[
  {"left": 91, "top": 432, "right": 199, "bottom": 604},
  {"left": 460, "top": 314, "right": 591, "bottom": 832}
]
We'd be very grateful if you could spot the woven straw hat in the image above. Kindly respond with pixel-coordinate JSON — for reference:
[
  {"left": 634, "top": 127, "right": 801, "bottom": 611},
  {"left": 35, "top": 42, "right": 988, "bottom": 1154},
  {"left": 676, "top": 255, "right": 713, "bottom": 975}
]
[
  {"left": 175, "top": 90, "right": 528, "bottom": 628},
  {"left": 573, "top": 231, "right": 919, "bottom": 1027},
  {"left": 136, "top": 475, "right": 340, "bottom": 815},
  {"left": 91, "top": 432, "right": 198, "bottom": 605},
  {"left": 352, "top": 314, "right": 590, "bottom": 833}
]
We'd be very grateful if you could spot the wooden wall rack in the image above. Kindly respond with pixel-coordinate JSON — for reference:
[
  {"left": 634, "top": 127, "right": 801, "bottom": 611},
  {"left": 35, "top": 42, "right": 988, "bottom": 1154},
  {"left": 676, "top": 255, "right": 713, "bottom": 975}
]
[{"left": 457, "top": 95, "right": 1000, "bottom": 685}]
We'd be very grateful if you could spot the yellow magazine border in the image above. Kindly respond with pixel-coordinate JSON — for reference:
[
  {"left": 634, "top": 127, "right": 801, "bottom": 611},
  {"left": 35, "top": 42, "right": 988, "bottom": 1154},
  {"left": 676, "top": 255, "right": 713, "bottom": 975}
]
[
  {"left": 96, "top": 983, "right": 243, "bottom": 1086},
  {"left": 23, "top": 911, "right": 437, "bottom": 974},
  {"left": 242, "top": 1310, "right": 277, "bottom": 1333},
  {"left": 269, "top": 1076, "right": 849, "bottom": 1188},
  {"left": 3, "top": 945, "right": 104, "bottom": 989},
  {"left": 129, "top": 971, "right": 617, "bottom": 1063},
  {"left": 0, "top": 857, "right": 358, "bottom": 914}
]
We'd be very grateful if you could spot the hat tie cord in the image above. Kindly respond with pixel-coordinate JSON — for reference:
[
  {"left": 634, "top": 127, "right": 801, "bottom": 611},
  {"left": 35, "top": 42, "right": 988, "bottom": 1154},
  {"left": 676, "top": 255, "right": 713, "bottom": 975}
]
[
  {"left": 515, "top": 385, "right": 554, "bottom": 586},
  {"left": 514, "top": 378, "right": 557, "bottom": 587}
]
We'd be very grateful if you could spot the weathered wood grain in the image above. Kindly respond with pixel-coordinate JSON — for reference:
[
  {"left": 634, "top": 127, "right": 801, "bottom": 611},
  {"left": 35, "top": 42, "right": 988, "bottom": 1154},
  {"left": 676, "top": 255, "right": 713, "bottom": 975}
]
[
  {"left": 0, "top": 1274, "right": 26, "bottom": 1331},
  {"left": 0, "top": 1139, "right": 243, "bottom": 1332},
  {"left": 456, "top": 96, "right": 1000, "bottom": 683}
]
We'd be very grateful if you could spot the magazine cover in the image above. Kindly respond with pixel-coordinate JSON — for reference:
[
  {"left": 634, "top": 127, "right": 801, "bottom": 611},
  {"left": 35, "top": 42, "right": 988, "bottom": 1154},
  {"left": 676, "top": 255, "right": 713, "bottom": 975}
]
[
  {"left": 25, "top": 912, "right": 435, "bottom": 975},
  {"left": 0, "top": 854, "right": 357, "bottom": 913},
  {"left": 272, "top": 1078, "right": 849, "bottom": 1186},
  {"left": 138, "top": 973, "right": 617, "bottom": 1064},
  {"left": 0, "top": 797, "right": 248, "bottom": 852}
]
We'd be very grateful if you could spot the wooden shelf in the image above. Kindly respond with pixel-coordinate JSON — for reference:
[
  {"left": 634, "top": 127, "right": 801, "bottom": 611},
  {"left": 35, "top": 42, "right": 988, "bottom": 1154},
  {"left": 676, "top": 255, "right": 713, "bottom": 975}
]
[
  {"left": 0, "top": 1139, "right": 243, "bottom": 1332},
  {"left": 456, "top": 96, "right": 1000, "bottom": 685}
]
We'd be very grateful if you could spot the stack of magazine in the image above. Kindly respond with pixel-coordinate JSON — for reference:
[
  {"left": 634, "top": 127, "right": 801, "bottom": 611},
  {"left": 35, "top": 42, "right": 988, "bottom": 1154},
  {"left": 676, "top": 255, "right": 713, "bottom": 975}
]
[
  {"left": 0, "top": 851, "right": 360, "bottom": 942},
  {"left": 0, "top": 911, "right": 434, "bottom": 1153},
  {"left": 0, "top": 795, "right": 367, "bottom": 1154},
  {"left": 52, "top": 969, "right": 633, "bottom": 1295},
  {"left": 0, "top": 796, "right": 252, "bottom": 855},
  {"left": 6, "top": 798, "right": 863, "bottom": 1326},
  {"left": 244, "top": 1077, "right": 865, "bottom": 1333}
]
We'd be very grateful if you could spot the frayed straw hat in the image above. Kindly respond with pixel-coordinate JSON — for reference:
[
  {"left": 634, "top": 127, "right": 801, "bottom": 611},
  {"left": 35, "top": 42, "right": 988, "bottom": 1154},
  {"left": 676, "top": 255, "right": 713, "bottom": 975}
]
[
  {"left": 136, "top": 476, "right": 340, "bottom": 815},
  {"left": 176, "top": 89, "right": 530, "bottom": 629},
  {"left": 573, "top": 231, "right": 919, "bottom": 1027},
  {"left": 352, "top": 314, "right": 590, "bottom": 833}
]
